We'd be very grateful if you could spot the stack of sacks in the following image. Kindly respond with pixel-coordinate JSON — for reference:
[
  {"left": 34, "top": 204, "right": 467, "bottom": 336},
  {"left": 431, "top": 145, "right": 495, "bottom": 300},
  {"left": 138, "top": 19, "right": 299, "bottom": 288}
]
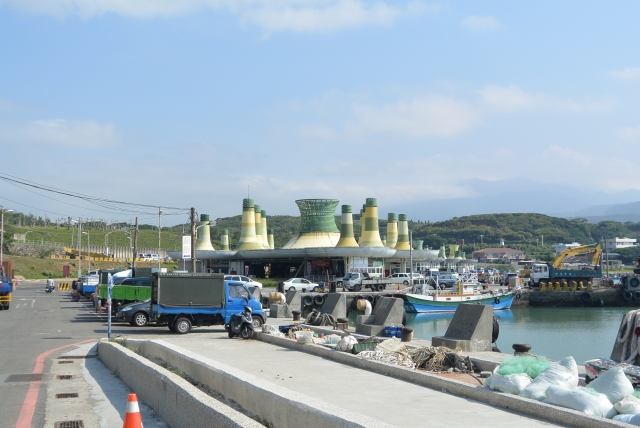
[
  {"left": 486, "top": 356, "right": 551, "bottom": 395},
  {"left": 543, "top": 365, "right": 634, "bottom": 419},
  {"left": 520, "top": 357, "right": 579, "bottom": 401}
]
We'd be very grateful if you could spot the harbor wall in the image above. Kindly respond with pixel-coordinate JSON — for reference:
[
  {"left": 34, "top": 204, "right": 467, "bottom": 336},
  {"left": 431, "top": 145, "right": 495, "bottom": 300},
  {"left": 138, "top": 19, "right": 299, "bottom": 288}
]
[{"left": 528, "top": 288, "right": 636, "bottom": 307}]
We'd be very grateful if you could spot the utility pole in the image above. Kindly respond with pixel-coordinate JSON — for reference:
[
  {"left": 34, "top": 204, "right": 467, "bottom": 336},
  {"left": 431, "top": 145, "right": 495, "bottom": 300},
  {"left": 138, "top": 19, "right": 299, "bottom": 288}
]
[
  {"left": 132, "top": 217, "right": 139, "bottom": 270},
  {"left": 191, "top": 208, "right": 197, "bottom": 273},
  {"left": 77, "top": 219, "right": 82, "bottom": 278},
  {"left": 158, "top": 207, "right": 162, "bottom": 270},
  {"left": 480, "top": 235, "right": 483, "bottom": 244}
]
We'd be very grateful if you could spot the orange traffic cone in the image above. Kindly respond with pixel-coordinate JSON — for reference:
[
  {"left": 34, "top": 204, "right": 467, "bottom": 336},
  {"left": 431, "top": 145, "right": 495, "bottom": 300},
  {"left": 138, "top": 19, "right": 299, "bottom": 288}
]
[
  {"left": 397, "top": 284, "right": 400, "bottom": 290},
  {"left": 123, "top": 393, "right": 143, "bottom": 428}
]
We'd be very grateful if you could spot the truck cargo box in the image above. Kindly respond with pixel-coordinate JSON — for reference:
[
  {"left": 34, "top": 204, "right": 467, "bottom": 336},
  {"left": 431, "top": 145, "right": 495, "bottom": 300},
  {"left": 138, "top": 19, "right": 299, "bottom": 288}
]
[{"left": 154, "top": 273, "right": 225, "bottom": 308}]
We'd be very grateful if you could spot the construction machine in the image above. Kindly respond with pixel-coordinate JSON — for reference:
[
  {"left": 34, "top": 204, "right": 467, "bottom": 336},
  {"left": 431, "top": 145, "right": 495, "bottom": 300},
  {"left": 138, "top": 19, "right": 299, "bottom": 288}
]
[{"left": 530, "top": 243, "right": 602, "bottom": 287}]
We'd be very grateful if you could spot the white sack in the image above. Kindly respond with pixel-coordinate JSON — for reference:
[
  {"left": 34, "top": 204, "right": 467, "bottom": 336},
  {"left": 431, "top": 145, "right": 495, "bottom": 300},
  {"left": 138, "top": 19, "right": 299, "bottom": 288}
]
[
  {"left": 589, "top": 367, "right": 634, "bottom": 404},
  {"left": 486, "top": 372, "right": 533, "bottom": 395},
  {"left": 613, "top": 413, "right": 640, "bottom": 425},
  {"left": 543, "top": 386, "right": 617, "bottom": 419},
  {"left": 520, "top": 357, "right": 579, "bottom": 401},
  {"left": 615, "top": 395, "right": 640, "bottom": 415},
  {"left": 335, "top": 335, "right": 358, "bottom": 352}
]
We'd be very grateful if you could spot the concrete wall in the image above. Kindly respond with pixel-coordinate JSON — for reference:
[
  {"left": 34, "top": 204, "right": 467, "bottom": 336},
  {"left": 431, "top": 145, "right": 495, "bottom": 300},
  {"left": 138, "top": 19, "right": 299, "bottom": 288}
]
[
  {"left": 97, "top": 340, "right": 263, "bottom": 428},
  {"left": 255, "top": 333, "right": 626, "bottom": 428},
  {"left": 124, "top": 339, "right": 389, "bottom": 428}
]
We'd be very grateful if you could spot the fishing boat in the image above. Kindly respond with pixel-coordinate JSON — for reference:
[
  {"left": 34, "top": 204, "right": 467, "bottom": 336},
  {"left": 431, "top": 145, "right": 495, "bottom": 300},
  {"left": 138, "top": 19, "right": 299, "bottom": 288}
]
[{"left": 403, "top": 275, "right": 517, "bottom": 313}]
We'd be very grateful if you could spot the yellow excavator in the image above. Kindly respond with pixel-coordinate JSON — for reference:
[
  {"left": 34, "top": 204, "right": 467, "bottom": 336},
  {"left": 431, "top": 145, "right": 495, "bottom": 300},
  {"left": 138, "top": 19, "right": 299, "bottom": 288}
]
[
  {"left": 530, "top": 243, "right": 602, "bottom": 286},
  {"left": 551, "top": 243, "right": 602, "bottom": 269}
]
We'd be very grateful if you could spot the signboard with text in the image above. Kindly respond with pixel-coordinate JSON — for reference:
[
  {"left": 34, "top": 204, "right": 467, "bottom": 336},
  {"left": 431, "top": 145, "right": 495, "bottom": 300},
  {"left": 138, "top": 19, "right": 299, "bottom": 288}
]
[{"left": 182, "top": 236, "right": 192, "bottom": 259}]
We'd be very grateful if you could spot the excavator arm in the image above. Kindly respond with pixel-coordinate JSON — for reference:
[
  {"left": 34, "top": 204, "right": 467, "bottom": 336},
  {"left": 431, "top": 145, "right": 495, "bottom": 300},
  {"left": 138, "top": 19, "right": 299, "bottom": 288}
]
[{"left": 551, "top": 243, "right": 602, "bottom": 269}]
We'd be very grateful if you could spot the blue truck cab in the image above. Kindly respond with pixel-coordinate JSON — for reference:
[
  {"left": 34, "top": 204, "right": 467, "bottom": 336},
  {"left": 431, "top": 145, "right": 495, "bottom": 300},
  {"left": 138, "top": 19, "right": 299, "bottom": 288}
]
[
  {"left": 150, "top": 272, "right": 265, "bottom": 334},
  {"left": 0, "top": 276, "right": 13, "bottom": 310}
]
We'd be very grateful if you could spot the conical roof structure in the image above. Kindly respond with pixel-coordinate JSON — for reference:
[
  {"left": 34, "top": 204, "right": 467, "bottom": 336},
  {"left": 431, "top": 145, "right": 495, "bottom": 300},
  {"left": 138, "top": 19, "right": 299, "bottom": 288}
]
[
  {"left": 394, "top": 214, "right": 411, "bottom": 250},
  {"left": 336, "top": 205, "right": 359, "bottom": 247},
  {"left": 261, "top": 210, "right": 269, "bottom": 248},
  {"left": 236, "top": 198, "right": 263, "bottom": 250},
  {"left": 268, "top": 228, "right": 275, "bottom": 249},
  {"left": 253, "top": 204, "right": 268, "bottom": 249},
  {"left": 359, "top": 198, "right": 384, "bottom": 247},
  {"left": 220, "top": 229, "right": 230, "bottom": 251},
  {"left": 281, "top": 199, "right": 340, "bottom": 249},
  {"left": 385, "top": 213, "right": 398, "bottom": 248},
  {"left": 195, "top": 214, "right": 215, "bottom": 251}
]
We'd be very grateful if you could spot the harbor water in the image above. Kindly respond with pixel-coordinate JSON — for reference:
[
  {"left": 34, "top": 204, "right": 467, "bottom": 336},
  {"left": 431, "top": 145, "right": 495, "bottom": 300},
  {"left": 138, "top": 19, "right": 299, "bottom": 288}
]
[{"left": 407, "top": 307, "right": 634, "bottom": 365}]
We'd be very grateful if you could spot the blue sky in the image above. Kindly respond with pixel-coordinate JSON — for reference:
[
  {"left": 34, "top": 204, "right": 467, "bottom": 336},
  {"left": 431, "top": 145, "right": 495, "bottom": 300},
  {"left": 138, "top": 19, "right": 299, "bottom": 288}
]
[{"left": 1, "top": 1, "right": 639, "bottom": 225}]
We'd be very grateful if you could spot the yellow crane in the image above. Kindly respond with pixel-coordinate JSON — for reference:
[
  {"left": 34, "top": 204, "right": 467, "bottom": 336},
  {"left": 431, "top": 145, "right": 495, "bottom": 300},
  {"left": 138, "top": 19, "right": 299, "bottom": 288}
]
[{"left": 550, "top": 243, "right": 602, "bottom": 269}]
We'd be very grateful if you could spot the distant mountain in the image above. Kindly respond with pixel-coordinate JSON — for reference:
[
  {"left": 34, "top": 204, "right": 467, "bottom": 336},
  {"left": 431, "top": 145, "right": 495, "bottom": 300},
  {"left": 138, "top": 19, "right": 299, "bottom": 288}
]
[{"left": 386, "top": 178, "right": 640, "bottom": 223}]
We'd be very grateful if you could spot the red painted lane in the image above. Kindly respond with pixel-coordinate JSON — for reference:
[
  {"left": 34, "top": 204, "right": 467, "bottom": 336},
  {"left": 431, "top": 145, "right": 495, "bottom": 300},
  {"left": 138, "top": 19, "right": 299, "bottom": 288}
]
[{"left": 15, "top": 339, "right": 97, "bottom": 428}]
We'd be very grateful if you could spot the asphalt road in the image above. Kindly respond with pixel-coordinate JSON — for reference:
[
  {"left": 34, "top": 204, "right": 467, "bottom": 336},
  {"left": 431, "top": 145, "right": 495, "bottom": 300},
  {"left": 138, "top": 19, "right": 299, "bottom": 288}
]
[{"left": 0, "top": 280, "right": 167, "bottom": 428}]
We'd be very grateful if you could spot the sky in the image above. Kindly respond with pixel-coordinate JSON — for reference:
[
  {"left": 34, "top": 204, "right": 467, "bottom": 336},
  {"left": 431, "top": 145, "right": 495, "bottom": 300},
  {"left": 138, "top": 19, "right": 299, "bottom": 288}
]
[{"left": 1, "top": 0, "right": 639, "bottom": 226}]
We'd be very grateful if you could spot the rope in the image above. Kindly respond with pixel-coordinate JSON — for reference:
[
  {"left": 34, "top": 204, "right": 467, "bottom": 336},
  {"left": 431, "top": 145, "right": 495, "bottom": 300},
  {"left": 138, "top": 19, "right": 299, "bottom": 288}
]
[
  {"left": 305, "top": 310, "right": 337, "bottom": 328},
  {"left": 615, "top": 309, "right": 640, "bottom": 363}
]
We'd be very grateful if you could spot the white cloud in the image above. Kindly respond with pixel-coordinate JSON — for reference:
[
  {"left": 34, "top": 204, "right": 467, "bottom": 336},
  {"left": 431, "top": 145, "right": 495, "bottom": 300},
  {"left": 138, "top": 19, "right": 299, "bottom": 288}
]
[
  {"left": 609, "top": 67, "right": 640, "bottom": 80},
  {"left": 479, "top": 84, "right": 613, "bottom": 113},
  {"left": 542, "top": 145, "right": 593, "bottom": 167},
  {"left": 1, "top": 0, "right": 432, "bottom": 32},
  {"left": 350, "top": 96, "right": 479, "bottom": 138},
  {"left": 3, "top": 119, "right": 120, "bottom": 148},
  {"left": 460, "top": 15, "right": 500, "bottom": 31},
  {"left": 616, "top": 125, "right": 640, "bottom": 140}
]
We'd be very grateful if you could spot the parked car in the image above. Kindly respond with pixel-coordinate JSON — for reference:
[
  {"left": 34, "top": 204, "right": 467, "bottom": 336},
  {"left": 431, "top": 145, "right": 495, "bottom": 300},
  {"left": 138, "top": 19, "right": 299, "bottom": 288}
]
[
  {"left": 385, "top": 273, "right": 424, "bottom": 285},
  {"left": 117, "top": 298, "right": 152, "bottom": 327},
  {"left": 431, "top": 273, "right": 458, "bottom": 288},
  {"left": 280, "top": 278, "right": 321, "bottom": 292},
  {"left": 224, "top": 275, "right": 263, "bottom": 289}
]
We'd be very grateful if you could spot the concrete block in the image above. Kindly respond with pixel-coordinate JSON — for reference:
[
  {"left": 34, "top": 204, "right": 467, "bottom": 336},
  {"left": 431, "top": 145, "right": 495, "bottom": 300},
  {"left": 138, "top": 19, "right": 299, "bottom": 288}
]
[
  {"left": 269, "top": 304, "right": 291, "bottom": 318},
  {"left": 355, "top": 297, "right": 404, "bottom": 336},
  {"left": 320, "top": 293, "right": 347, "bottom": 319},
  {"left": 285, "top": 290, "right": 302, "bottom": 313},
  {"left": 432, "top": 304, "right": 493, "bottom": 352}
]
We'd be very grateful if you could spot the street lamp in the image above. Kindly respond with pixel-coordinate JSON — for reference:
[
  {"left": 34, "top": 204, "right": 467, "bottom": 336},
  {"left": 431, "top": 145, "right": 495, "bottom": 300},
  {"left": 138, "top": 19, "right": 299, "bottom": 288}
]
[
  {"left": 104, "top": 231, "right": 114, "bottom": 256},
  {"left": 0, "top": 208, "right": 14, "bottom": 276},
  {"left": 158, "top": 207, "right": 162, "bottom": 270},
  {"left": 123, "top": 232, "right": 133, "bottom": 260},
  {"left": 82, "top": 231, "right": 90, "bottom": 272}
]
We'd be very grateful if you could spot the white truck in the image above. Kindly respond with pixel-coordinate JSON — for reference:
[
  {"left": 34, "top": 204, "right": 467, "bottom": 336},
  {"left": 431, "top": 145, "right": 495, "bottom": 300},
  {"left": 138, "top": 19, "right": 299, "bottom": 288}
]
[{"left": 342, "top": 272, "right": 389, "bottom": 292}]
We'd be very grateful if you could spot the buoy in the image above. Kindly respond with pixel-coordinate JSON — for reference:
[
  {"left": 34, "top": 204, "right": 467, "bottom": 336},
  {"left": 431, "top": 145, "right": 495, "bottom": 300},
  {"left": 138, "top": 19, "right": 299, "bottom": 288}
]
[{"left": 123, "top": 393, "right": 143, "bottom": 428}]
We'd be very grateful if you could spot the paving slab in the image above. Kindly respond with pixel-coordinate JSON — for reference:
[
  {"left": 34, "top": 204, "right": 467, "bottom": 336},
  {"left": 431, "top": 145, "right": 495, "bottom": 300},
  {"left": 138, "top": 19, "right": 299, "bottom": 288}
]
[{"left": 161, "top": 332, "right": 558, "bottom": 427}]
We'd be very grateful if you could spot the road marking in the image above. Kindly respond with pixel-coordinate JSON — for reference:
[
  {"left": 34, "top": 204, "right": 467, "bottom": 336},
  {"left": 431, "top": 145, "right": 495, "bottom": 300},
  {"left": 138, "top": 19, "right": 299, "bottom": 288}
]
[
  {"left": 15, "top": 339, "right": 96, "bottom": 428},
  {"left": 19, "top": 298, "right": 36, "bottom": 308}
]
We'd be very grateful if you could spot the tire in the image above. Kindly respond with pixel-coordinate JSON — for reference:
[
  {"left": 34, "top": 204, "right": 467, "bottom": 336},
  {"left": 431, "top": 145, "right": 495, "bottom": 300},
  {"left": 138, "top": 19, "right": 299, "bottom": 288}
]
[
  {"left": 403, "top": 280, "right": 409, "bottom": 285},
  {"left": 4, "top": 303, "right": 8, "bottom": 310},
  {"left": 353, "top": 284, "right": 362, "bottom": 292},
  {"left": 337, "top": 281, "right": 343, "bottom": 287},
  {"left": 314, "top": 295, "right": 324, "bottom": 305},
  {"left": 580, "top": 292, "right": 591, "bottom": 303},
  {"left": 623, "top": 291, "right": 633, "bottom": 301},
  {"left": 174, "top": 317, "right": 192, "bottom": 334},
  {"left": 288, "top": 286, "right": 296, "bottom": 292},
  {"left": 634, "top": 291, "right": 640, "bottom": 301},
  {"left": 240, "top": 325, "right": 253, "bottom": 339},
  {"left": 631, "top": 277, "right": 640, "bottom": 288},
  {"left": 515, "top": 293, "right": 521, "bottom": 300},
  {"left": 494, "top": 297, "right": 500, "bottom": 305},
  {"left": 377, "top": 284, "right": 385, "bottom": 292},
  {"left": 492, "top": 315, "right": 500, "bottom": 343},
  {"left": 312, "top": 286, "right": 319, "bottom": 292},
  {"left": 224, "top": 324, "right": 230, "bottom": 331},
  {"left": 132, "top": 312, "right": 148, "bottom": 327},
  {"left": 303, "top": 295, "right": 313, "bottom": 306},
  {"left": 251, "top": 315, "right": 263, "bottom": 329}
]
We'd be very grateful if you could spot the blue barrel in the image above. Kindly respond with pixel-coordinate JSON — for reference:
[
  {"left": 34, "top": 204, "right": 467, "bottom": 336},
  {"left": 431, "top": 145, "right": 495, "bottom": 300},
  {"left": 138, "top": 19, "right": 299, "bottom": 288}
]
[
  {"left": 394, "top": 326, "right": 402, "bottom": 338},
  {"left": 384, "top": 325, "right": 393, "bottom": 337}
]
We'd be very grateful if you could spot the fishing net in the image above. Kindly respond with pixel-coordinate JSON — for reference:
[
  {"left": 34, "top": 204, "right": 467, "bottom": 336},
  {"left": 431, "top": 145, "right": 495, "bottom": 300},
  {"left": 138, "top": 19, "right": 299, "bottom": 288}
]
[
  {"left": 356, "top": 349, "right": 416, "bottom": 369},
  {"left": 496, "top": 355, "right": 551, "bottom": 379},
  {"left": 409, "top": 346, "right": 472, "bottom": 372}
]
